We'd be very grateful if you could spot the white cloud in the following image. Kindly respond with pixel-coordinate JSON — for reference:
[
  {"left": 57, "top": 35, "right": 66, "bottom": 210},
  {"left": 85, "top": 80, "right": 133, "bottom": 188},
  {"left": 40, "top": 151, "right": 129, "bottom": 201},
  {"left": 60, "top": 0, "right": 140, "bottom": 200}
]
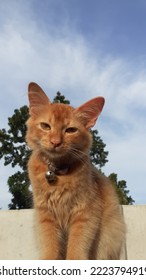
[
  {"left": 102, "top": 131, "right": 146, "bottom": 204},
  {"left": 0, "top": 0, "right": 146, "bottom": 208}
]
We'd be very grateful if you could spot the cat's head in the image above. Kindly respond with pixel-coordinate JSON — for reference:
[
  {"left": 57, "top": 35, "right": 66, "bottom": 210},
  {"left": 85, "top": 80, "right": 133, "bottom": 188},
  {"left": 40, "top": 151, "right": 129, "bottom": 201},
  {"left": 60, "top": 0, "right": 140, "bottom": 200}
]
[{"left": 26, "top": 82, "right": 105, "bottom": 163}]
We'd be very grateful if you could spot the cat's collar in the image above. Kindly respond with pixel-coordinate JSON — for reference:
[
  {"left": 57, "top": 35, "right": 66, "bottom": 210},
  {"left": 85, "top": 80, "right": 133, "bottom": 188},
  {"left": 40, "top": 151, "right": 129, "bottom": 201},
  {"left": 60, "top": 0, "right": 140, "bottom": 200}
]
[{"left": 45, "top": 162, "right": 69, "bottom": 183}]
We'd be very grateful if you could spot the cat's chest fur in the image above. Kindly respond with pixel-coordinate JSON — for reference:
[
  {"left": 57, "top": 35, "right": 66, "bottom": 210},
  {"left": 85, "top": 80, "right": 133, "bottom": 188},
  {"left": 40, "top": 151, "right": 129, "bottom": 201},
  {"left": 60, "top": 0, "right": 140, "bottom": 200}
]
[
  {"left": 46, "top": 178, "right": 90, "bottom": 230},
  {"left": 47, "top": 183, "right": 83, "bottom": 229},
  {"left": 29, "top": 153, "right": 93, "bottom": 229}
]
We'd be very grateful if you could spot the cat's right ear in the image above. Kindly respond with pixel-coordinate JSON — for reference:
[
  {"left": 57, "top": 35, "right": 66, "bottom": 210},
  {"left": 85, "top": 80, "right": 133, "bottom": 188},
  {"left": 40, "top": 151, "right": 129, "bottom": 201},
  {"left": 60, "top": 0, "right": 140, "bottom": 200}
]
[{"left": 28, "top": 82, "right": 50, "bottom": 114}]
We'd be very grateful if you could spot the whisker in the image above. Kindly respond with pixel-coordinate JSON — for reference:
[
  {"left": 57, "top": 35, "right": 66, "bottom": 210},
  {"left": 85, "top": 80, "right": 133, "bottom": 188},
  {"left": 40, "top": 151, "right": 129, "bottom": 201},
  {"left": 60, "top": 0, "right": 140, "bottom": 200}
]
[
  {"left": 68, "top": 147, "right": 88, "bottom": 166},
  {"left": 70, "top": 147, "right": 89, "bottom": 157}
]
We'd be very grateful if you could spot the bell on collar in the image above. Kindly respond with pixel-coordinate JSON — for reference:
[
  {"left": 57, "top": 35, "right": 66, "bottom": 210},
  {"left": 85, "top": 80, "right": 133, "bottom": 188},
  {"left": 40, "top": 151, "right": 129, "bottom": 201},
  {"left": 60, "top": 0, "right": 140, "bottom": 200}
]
[{"left": 45, "top": 170, "right": 57, "bottom": 183}]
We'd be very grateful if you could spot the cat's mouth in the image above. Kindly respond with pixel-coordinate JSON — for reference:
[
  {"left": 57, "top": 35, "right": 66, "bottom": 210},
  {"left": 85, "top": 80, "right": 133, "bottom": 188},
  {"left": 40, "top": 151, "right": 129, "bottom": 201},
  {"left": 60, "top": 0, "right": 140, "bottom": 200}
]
[
  {"left": 49, "top": 145, "right": 64, "bottom": 154},
  {"left": 44, "top": 145, "right": 67, "bottom": 159}
]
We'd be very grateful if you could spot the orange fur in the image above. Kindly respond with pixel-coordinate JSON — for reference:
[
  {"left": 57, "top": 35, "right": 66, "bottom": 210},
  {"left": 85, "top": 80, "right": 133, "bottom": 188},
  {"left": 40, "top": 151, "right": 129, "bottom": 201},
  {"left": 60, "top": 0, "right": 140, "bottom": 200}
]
[{"left": 26, "top": 82, "right": 125, "bottom": 260}]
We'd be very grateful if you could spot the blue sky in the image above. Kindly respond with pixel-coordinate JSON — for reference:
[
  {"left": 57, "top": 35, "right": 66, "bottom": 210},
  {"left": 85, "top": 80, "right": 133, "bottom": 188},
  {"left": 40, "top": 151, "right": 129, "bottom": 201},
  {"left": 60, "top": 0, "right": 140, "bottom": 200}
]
[{"left": 0, "top": 0, "right": 146, "bottom": 209}]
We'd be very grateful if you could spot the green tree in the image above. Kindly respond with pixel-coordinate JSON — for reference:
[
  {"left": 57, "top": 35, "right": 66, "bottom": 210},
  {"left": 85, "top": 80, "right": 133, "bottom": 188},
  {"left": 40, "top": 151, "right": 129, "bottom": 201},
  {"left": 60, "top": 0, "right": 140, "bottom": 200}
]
[
  {"left": 8, "top": 171, "right": 32, "bottom": 209},
  {"left": 90, "top": 129, "right": 108, "bottom": 168},
  {"left": 109, "top": 173, "right": 135, "bottom": 205},
  {"left": 53, "top": 91, "right": 70, "bottom": 104},
  {"left": 0, "top": 92, "right": 133, "bottom": 208},
  {"left": 0, "top": 106, "right": 31, "bottom": 209}
]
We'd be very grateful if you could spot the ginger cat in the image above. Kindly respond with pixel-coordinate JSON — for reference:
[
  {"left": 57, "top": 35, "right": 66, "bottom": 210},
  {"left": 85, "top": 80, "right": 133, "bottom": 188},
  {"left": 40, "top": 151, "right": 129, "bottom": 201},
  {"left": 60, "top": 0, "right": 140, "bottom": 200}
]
[{"left": 26, "top": 82, "right": 125, "bottom": 260}]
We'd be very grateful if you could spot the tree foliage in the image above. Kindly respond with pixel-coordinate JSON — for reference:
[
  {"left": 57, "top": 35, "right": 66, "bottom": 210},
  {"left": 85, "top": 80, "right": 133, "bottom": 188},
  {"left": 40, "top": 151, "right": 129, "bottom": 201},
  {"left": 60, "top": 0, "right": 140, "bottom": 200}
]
[
  {"left": 53, "top": 91, "right": 70, "bottom": 104},
  {"left": 109, "top": 173, "right": 135, "bottom": 205},
  {"left": 0, "top": 92, "right": 134, "bottom": 209},
  {"left": 0, "top": 106, "right": 31, "bottom": 209},
  {"left": 8, "top": 171, "right": 32, "bottom": 209},
  {"left": 90, "top": 130, "right": 108, "bottom": 168}
]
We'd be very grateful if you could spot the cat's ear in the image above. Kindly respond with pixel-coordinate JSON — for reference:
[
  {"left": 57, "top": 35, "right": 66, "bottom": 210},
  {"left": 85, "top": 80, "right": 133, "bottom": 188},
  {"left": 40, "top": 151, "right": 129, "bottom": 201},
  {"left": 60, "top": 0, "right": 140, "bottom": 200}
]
[
  {"left": 75, "top": 97, "right": 105, "bottom": 129},
  {"left": 28, "top": 82, "right": 50, "bottom": 114}
]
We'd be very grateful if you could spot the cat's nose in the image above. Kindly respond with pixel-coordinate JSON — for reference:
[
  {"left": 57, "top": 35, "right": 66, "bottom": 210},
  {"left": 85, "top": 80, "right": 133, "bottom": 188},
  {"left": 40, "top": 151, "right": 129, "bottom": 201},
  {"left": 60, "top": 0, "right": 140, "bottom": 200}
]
[{"left": 51, "top": 138, "right": 62, "bottom": 148}]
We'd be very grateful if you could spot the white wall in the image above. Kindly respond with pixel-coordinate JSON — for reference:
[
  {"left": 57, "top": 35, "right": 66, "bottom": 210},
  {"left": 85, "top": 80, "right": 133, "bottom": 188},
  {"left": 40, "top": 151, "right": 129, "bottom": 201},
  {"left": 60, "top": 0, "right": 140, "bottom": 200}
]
[{"left": 0, "top": 205, "right": 146, "bottom": 260}]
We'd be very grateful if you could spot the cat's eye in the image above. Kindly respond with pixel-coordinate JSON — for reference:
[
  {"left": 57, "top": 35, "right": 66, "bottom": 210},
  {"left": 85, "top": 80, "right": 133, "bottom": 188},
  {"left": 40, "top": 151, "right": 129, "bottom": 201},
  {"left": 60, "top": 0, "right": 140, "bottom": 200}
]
[
  {"left": 40, "top": 122, "right": 51, "bottom": 130},
  {"left": 65, "top": 127, "right": 78, "bottom": 134}
]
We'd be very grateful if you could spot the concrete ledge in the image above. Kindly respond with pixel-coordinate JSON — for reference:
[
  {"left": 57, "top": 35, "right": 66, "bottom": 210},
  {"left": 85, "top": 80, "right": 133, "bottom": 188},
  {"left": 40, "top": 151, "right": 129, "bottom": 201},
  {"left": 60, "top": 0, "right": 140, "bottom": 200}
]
[
  {"left": 122, "top": 205, "right": 146, "bottom": 260},
  {"left": 0, "top": 205, "right": 146, "bottom": 260},
  {"left": 0, "top": 210, "right": 39, "bottom": 260}
]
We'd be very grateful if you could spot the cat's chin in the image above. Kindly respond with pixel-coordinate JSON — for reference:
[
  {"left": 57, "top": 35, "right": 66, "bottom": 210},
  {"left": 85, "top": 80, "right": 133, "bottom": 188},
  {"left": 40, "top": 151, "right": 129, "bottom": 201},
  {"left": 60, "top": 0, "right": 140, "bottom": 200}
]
[
  {"left": 41, "top": 149, "right": 78, "bottom": 167},
  {"left": 42, "top": 149, "right": 68, "bottom": 162}
]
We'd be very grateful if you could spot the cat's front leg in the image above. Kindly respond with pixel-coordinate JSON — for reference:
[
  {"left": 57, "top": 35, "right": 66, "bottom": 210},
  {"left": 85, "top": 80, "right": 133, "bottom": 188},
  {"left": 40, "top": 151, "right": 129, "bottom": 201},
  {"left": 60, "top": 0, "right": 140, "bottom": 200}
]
[
  {"left": 66, "top": 215, "right": 98, "bottom": 260},
  {"left": 36, "top": 208, "right": 62, "bottom": 260}
]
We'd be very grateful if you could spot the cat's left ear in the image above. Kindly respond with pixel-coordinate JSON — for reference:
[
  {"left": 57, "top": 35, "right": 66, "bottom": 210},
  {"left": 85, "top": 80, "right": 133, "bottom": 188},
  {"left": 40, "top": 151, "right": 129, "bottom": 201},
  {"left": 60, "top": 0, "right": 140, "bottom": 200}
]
[
  {"left": 28, "top": 82, "right": 51, "bottom": 114},
  {"left": 74, "top": 97, "right": 105, "bottom": 129}
]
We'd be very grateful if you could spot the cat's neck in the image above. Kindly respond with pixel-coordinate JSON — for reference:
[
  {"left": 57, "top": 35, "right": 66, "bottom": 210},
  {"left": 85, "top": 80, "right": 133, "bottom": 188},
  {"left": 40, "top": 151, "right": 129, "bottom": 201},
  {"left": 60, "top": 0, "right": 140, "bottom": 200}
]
[{"left": 37, "top": 150, "right": 90, "bottom": 174}]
